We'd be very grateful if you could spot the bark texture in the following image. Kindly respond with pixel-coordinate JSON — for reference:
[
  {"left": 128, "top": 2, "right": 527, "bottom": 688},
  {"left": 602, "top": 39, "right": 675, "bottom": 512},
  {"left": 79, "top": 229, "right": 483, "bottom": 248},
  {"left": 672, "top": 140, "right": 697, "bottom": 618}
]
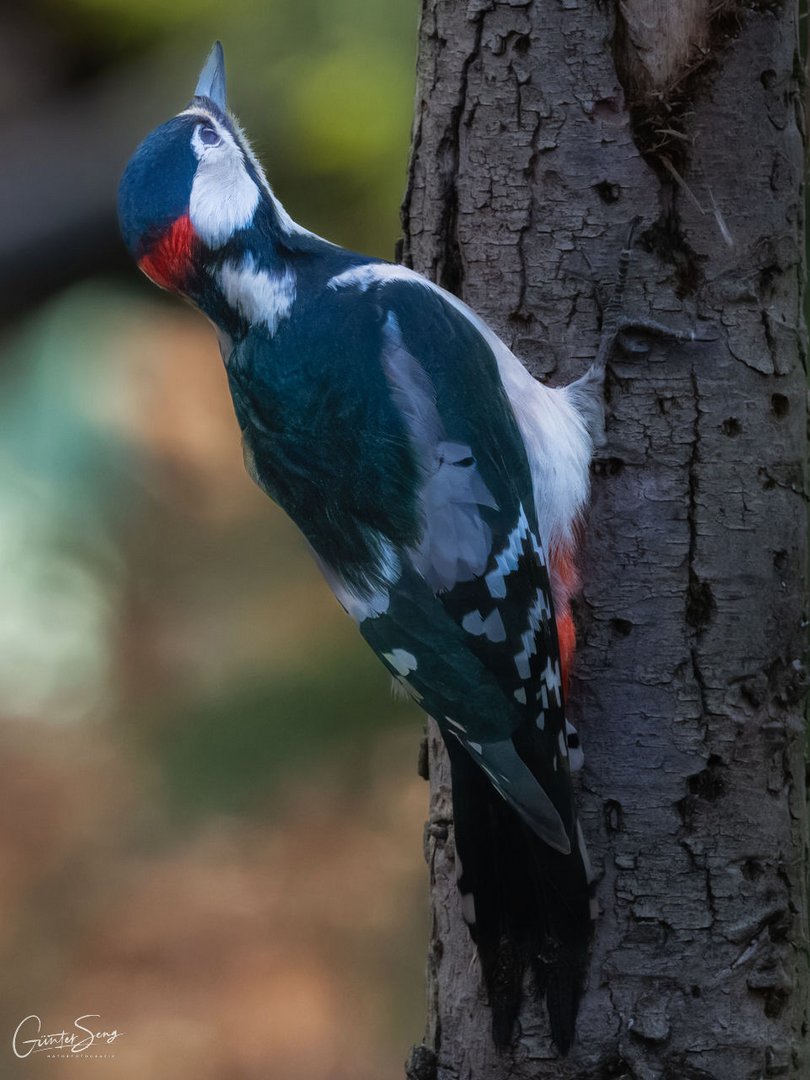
[{"left": 402, "top": 2, "right": 808, "bottom": 1077}]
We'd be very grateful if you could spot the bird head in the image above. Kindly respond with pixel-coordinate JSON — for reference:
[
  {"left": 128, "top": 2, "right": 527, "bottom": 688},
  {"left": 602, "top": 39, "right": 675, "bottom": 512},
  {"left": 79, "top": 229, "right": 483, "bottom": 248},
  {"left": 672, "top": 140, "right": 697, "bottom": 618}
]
[{"left": 118, "top": 43, "right": 279, "bottom": 298}]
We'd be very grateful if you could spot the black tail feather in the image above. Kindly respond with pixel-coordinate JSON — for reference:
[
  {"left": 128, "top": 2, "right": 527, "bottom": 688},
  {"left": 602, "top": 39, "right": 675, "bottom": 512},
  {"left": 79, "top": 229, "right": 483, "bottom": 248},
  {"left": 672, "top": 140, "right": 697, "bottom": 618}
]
[{"left": 446, "top": 736, "right": 592, "bottom": 1054}]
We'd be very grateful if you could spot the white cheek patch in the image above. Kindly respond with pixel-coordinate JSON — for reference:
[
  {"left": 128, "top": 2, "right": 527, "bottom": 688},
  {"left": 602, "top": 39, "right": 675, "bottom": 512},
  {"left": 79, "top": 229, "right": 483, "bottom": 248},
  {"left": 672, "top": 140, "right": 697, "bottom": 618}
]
[
  {"left": 182, "top": 105, "right": 320, "bottom": 244},
  {"left": 219, "top": 253, "right": 296, "bottom": 335},
  {"left": 189, "top": 131, "right": 260, "bottom": 247}
]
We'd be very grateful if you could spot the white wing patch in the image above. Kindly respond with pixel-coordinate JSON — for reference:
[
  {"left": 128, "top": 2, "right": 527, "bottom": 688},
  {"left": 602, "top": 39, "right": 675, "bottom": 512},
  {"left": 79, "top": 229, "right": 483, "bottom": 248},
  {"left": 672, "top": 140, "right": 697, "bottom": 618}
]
[
  {"left": 315, "top": 536, "right": 400, "bottom": 622},
  {"left": 328, "top": 262, "right": 433, "bottom": 293},
  {"left": 383, "top": 648, "right": 418, "bottom": 676},
  {"left": 542, "top": 655, "right": 563, "bottom": 706},
  {"left": 219, "top": 252, "right": 296, "bottom": 335},
  {"left": 484, "top": 506, "right": 536, "bottom": 599},
  {"left": 461, "top": 608, "right": 507, "bottom": 643},
  {"left": 513, "top": 584, "right": 554, "bottom": 682}
]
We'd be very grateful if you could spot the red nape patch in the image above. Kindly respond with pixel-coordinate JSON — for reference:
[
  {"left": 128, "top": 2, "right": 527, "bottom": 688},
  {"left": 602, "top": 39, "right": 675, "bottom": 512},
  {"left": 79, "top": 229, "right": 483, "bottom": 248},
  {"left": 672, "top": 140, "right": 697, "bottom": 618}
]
[{"left": 139, "top": 214, "right": 196, "bottom": 292}]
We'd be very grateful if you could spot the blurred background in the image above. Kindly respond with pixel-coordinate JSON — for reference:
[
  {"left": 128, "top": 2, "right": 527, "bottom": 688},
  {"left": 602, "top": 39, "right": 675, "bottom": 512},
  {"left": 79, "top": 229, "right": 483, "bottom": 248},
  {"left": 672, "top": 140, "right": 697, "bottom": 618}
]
[{"left": 0, "top": 1, "right": 426, "bottom": 1077}]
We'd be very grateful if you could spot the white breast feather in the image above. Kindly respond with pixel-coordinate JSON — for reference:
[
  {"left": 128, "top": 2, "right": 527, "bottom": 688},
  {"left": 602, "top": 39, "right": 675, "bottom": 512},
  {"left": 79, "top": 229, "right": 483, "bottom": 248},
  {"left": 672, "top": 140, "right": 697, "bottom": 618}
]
[{"left": 219, "top": 253, "right": 296, "bottom": 335}]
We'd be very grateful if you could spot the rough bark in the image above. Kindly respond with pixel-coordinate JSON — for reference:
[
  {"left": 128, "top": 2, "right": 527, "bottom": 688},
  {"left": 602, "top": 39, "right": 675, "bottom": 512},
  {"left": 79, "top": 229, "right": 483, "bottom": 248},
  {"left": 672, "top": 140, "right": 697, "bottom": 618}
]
[{"left": 402, "top": 2, "right": 808, "bottom": 1077}]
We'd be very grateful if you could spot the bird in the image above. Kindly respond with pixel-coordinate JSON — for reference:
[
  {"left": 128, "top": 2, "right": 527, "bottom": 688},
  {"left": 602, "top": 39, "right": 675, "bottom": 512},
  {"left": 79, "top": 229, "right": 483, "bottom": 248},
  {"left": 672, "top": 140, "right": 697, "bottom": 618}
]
[{"left": 118, "top": 41, "right": 609, "bottom": 1054}]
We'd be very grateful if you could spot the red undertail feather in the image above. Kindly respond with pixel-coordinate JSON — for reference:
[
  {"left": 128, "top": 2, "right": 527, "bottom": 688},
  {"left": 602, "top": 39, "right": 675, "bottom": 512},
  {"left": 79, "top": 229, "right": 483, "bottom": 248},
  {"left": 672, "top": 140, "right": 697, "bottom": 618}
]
[{"left": 550, "top": 543, "right": 579, "bottom": 698}]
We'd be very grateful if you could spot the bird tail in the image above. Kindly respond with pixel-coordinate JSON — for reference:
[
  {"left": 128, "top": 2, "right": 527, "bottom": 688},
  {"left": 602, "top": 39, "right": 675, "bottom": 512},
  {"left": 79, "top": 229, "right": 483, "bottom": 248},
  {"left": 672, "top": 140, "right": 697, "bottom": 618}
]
[{"left": 446, "top": 736, "right": 594, "bottom": 1054}]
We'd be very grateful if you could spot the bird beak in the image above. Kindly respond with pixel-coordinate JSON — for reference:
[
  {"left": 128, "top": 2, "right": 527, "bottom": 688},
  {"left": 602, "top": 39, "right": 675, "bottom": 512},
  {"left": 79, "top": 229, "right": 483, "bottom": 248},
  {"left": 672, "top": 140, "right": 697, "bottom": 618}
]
[{"left": 194, "top": 41, "right": 227, "bottom": 109}]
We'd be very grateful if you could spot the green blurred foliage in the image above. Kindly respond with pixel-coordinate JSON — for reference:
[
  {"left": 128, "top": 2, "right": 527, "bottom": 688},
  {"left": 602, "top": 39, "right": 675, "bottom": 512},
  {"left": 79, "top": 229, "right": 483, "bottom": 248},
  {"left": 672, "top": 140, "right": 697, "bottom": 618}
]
[{"left": 149, "top": 648, "right": 414, "bottom": 821}]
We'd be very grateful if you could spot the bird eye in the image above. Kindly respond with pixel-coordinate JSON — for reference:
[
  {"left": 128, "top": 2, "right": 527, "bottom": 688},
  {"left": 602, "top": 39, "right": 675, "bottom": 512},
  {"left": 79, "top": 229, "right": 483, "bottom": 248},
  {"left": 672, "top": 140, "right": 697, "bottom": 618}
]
[{"left": 198, "top": 124, "right": 221, "bottom": 147}]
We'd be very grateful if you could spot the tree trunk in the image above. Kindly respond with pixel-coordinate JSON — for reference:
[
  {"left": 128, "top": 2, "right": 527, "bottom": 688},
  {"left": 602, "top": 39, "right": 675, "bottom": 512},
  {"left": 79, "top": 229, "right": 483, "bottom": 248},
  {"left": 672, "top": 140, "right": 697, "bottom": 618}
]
[{"left": 402, "top": 2, "right": 808, "bottom": 1077}]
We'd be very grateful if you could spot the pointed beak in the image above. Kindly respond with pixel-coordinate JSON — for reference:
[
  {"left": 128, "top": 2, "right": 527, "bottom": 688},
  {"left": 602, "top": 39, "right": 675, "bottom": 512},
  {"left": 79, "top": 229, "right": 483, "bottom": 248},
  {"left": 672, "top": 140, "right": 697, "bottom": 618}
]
[{"left": 194, "top": 41, "right": 226, "bottom": 109}]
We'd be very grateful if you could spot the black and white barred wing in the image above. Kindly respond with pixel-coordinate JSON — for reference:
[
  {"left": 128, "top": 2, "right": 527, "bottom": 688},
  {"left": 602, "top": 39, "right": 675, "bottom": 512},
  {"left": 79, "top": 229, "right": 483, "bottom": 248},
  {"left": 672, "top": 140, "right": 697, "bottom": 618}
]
[{"left": 357, "top": 278, "right": 579, "bottom": 854}]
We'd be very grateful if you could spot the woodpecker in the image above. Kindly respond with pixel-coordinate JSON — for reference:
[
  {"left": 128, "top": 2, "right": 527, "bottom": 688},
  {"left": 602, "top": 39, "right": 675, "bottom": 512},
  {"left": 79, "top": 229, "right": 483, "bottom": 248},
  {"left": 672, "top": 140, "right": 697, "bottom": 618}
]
[{"left": 117, "top": 42, "right": 669, "bottom": 1054}]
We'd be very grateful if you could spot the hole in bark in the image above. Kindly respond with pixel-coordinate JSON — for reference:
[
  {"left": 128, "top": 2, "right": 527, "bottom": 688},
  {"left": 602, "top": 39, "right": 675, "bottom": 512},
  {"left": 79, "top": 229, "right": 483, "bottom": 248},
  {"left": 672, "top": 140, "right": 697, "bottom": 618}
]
[
  {"left": 430, "top": 823, "right": 448, "bottom": 843},
  {"left": 686, "top": 574, "right": 715, "bottom": 630},
  {"left": 593, "top": 456, "right": 625, "bottom": 477},
  {"left": 509, "top": 310, "right": 533, "bottom": 329},
  {"left": 594, "top": 179, "right": 621, "bottom": 203},
  {"left": 541, "top": 170, "right": 565, "bottom": 199},
  {"left": 758, "top": 263, "right": 780, "bottom": 301},
  {"left": 771, "top": 393, "right": 789, "bottom": 418},
  {"left": 688, "top": 757, "right": 726, "bottom": 801},
  {"left": 593, "top": 97, "right": 622, "bottom": 121},
  {"left": 759, "top": 467, "right": 776, "bottom": 491},
  {"left": 640, "top": 217, "right": 703, "bottom": 298},
  {"left": 763, "top": 989, "right": 788, "bottom": 1019},
  {"left": 721, "top": 417, "right": 741, "bottom": 437},
  {"left": 511, "top": 32, "right": 530, "bottom": 55},
  {"left": 741, "top": 682, "right": 761, "bottom": 709},
  {"left": 742, "top": 858, "right": 764, "bottom": 881},
  {"left": 610, "top": 617, "right": 633, "bottom": 638},
  {"left": 761, "top": 68, "right": 777, "bottom": 89},
  {"left": 768, "top": 920, "right": 790, "bottom": 946},
  {"left": 597, "top": 1054, "right": 634, "bottom": 1079},
  {"left": 677, "top": 794, "right": 696, "bottom": 829},
  {"left": 690, "top": 984, "right": 702, "bottom": 998},
  {"left": 773, "top": 549, "right": 788, "bottom": 573},
  {"left": 604, "top": 799, "right": 624, "bottom": 833},
  {"left": 625, "top": 920, "right": 669, "bottom": 947}
]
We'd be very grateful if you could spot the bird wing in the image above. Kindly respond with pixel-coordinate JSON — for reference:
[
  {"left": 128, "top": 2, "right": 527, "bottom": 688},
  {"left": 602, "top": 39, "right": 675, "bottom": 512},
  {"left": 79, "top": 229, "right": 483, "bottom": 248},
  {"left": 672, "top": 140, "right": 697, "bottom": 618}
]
[
  {"left": 229, "top": 259, "right": 578, "bottom": 853},
  {"left": 319, "top": 269, "right": 578, "bottom": 854}
]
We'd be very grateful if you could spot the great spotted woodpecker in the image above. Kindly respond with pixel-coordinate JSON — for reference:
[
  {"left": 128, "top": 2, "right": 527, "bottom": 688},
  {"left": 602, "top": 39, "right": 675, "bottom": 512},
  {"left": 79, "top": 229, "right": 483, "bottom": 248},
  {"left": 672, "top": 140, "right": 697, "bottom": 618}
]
[{"left": 118, "top": 42, "right": 695, "bottom": 1053}]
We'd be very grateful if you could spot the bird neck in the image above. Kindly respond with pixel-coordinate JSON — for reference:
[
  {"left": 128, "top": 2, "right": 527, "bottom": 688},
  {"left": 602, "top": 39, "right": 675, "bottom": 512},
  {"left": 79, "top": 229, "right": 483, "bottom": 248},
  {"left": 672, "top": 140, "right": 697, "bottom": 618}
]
[{"left": 188, "top": 204, "right": 305, "bottom": 342}]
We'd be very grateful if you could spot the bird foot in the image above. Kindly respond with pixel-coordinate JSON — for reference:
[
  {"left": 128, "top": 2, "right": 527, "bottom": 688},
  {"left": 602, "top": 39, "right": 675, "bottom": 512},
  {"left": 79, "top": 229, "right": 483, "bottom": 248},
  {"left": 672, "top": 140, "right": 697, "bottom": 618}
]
[{"left": 565, "top": 219, "right": 714, "bottom": 446}]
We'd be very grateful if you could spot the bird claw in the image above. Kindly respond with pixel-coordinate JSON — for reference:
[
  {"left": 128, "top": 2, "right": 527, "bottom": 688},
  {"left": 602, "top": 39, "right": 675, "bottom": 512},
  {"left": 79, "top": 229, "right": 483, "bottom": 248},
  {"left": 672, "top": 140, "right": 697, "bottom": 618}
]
[
  {"left": 614, "top": 316, "right": 717, "bottom": 359},
  {"left": 588, "top": 221, "right": 716, "bottom": 375}
]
